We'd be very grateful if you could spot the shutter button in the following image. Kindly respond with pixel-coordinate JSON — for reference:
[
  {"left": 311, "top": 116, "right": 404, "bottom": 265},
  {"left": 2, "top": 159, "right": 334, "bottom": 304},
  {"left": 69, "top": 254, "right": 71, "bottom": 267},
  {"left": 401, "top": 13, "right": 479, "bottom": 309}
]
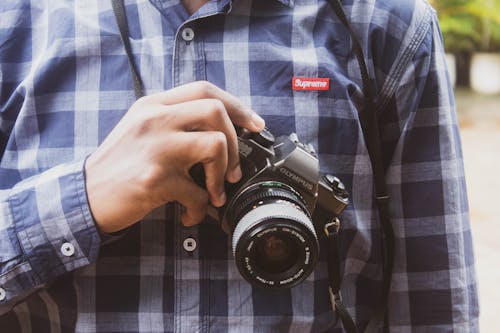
[
  {"left": 0, "top": 287, "right": 6, "bottom": 301},
  {"left": 181, "top": 27, "right": 195, "bottom": 42},
  {"left": 183, "top": 237, "right": 197, "bottom": 252},
  {"left": 61, "top": 242, "right": 75, "bottom": 257}
]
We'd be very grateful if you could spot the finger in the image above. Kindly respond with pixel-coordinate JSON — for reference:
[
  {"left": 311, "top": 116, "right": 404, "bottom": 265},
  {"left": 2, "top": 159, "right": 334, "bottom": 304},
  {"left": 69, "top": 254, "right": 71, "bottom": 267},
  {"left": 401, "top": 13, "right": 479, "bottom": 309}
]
[
  {"left": 175, "top": 178, "right": 210, "bottom": 227},
  {"left": 145, "top": 81, "right": 265, "bottom": 132},
  {"left": 177, "top": 131, "right": 229, "bottom": 207},
  {"left": 160, "top": 99, "right": 241, "bottom": 182}
]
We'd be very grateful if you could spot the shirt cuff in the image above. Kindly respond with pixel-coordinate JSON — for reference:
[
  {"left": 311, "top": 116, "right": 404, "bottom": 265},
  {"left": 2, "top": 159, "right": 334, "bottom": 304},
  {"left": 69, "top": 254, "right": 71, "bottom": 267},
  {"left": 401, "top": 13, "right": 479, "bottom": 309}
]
[{"left": 0, "top": 159, "right": 101, "bottom": 305}]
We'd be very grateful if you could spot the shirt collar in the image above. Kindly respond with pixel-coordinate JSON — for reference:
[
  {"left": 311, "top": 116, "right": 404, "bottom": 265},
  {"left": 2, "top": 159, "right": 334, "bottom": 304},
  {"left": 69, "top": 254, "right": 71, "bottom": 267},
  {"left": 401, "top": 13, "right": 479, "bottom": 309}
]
[
  {"left": 273, "top": 0, "right": 294, "bottom": 7},
  {"left": 229, "top": 0, "right": 294, "bottom": 9},
  {"left": 148, "top": 0, "right": 295, "bottom": 23},
  {"left": 236, "top": 0, "right": 294, "bottom": 7},
  {"left": 189, "top": 0, "right": 294, "bottom": 19}
]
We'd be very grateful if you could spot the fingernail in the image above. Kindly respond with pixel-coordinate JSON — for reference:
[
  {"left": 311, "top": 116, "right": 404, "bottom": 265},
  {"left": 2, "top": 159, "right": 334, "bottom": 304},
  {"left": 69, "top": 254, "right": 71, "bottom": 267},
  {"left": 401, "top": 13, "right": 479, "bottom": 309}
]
[
  {"left": 229, "top": 165, "right": 242, "bottom": 183},
  {"left": 181, "top": 214, "right": 195, "bottom": 227},
  {"left": 251, "top": 112, "right": 265, "bottom": 129}
]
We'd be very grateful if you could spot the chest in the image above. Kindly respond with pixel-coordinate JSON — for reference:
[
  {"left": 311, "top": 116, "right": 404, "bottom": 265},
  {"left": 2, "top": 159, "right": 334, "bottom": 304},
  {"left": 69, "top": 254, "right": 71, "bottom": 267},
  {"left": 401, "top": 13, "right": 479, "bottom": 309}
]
[{"left": 6, "top": 0, "right": 365, "bottom": 178}]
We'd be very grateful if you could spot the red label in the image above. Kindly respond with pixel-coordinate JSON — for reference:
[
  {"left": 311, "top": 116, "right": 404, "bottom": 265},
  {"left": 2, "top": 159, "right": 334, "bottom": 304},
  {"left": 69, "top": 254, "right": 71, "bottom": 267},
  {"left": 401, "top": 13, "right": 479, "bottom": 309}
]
[{"left": 292, "top": 77, "right": 330, "bottom": 91}]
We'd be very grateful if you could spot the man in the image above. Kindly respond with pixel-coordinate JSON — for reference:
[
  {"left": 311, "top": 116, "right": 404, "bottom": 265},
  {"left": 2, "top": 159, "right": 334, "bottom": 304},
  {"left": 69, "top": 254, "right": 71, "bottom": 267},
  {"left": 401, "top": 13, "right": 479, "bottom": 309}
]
[{"left": 0, "top": 0, "right": 478, "bottom": 332}]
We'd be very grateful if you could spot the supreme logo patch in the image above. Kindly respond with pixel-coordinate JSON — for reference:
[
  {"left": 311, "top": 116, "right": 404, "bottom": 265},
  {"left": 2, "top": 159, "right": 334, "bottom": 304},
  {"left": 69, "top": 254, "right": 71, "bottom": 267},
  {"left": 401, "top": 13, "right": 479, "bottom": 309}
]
[{"left": 292, "top": 77, "right": 330, "bottom": 91}]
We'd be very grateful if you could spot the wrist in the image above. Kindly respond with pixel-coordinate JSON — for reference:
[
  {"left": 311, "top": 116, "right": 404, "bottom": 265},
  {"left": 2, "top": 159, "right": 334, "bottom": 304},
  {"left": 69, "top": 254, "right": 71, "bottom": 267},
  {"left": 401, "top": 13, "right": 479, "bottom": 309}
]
[{"left": 84, "top": 152, "right": 150, "bottom": 233}]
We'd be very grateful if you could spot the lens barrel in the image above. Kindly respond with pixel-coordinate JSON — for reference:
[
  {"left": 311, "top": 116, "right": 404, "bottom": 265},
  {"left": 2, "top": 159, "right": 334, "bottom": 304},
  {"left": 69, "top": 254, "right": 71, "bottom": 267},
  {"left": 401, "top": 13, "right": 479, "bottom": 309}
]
[{"left": 228, "top": 182, "right": 319, "bottom": 288}]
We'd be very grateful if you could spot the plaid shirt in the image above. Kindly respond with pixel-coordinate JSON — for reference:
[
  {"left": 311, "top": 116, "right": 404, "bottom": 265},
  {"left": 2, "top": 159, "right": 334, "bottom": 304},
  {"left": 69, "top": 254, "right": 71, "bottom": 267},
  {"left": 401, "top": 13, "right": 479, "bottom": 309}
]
[{"left": 0, "top": 0, "right": 479, "bottom": 332}]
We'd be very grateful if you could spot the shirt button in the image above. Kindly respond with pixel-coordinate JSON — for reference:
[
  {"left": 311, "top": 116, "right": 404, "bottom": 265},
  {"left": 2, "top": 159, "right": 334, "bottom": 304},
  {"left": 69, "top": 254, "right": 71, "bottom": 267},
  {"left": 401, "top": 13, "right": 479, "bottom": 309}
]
[
  {"left": 181, "top": 27, "right": 195, "bottom": 42},
  {"left": 61, "top": 242, "right": 75, "bottom": 257},
  {"left": 0, "top": 287, "right": 6, "bottom": 301},
  {"left": 183, "top": 237, "right": 197, "bottom": 252}
]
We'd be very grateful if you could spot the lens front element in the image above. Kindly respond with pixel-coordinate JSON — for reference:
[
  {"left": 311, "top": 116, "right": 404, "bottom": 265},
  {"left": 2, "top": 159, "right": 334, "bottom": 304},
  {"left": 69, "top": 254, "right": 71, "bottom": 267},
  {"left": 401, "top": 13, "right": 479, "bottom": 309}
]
[
  {"left": 232, "top": 201, "right": 319, "bottom": 288},
  {"left": 255, "top": 230, "right": 298, "bottom": 274}
]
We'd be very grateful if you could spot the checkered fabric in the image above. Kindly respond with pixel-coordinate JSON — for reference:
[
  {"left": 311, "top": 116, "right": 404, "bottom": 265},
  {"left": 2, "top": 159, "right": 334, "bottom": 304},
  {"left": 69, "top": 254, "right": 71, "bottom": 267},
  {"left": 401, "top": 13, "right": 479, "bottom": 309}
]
[{"left": 0, "top": 0, "right": 479, "bottom": 332}]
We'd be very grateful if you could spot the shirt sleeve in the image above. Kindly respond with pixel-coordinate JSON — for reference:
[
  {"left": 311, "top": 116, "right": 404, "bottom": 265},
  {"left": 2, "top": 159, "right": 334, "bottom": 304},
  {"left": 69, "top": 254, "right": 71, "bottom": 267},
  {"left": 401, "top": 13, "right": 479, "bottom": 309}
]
[
  {"left": 0, "top": 159, "right": 101, "bottom": 315},
  {"left": 378, "top": 7, "right": 479, "bottom": 331}
]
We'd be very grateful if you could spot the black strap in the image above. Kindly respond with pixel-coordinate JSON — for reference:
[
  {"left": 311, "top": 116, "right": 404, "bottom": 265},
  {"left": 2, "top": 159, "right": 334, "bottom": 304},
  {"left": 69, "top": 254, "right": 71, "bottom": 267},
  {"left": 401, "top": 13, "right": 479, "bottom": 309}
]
[
  {"left": 325, "top": 1, "right": 395, "bottom": 333},
  {"left": 111, "top": 0, "right": 145, "bottom": 99},
  {"left": 322, "top": 219, "right": 359, "bottom": 333}
]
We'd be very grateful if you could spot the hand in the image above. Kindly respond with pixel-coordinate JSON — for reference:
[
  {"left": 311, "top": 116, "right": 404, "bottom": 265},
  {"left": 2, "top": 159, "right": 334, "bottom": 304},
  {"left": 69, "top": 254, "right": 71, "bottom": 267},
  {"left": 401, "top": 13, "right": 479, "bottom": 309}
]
[{"left": 85, "top": 81, "right": 265, "bottom": 233}]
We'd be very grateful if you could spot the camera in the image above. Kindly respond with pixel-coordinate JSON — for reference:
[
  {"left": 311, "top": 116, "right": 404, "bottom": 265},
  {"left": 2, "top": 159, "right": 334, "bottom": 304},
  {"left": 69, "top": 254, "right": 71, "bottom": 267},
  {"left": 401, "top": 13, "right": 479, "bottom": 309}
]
[{"left": 192, "top": 127, "right": 349, "bottom": 289}]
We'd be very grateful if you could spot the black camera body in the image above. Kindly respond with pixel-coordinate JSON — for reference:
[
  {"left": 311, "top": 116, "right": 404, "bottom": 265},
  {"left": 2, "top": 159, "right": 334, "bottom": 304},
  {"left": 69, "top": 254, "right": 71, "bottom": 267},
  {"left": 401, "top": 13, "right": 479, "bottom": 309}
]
[{"left": 197, "top": 127, "right": 349, "bottom": 288}]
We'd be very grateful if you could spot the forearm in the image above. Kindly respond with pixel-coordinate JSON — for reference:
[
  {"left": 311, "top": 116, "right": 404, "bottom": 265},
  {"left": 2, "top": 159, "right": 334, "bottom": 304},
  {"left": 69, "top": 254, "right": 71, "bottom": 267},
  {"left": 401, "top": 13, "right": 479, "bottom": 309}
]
[{"left": 0, "top": 159, "right": 101, "bottom": 314}]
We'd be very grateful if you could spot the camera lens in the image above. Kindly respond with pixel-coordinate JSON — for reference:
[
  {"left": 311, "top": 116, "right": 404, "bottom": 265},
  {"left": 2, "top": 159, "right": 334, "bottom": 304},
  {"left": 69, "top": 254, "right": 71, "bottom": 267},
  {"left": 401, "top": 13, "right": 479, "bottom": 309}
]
[
  {"left": 254, "top": 231, "right": 298, "bottom": 274},
  {"left": 228, "top": 182, "right": 319, "bottom": 288}
]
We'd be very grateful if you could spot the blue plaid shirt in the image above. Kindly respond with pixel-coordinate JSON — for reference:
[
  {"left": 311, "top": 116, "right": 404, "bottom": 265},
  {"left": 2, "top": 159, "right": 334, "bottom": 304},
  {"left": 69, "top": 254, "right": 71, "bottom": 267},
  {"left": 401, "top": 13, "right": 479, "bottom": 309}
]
[{"left": 0, "top": 0, "right": 479, "bottom": 332}]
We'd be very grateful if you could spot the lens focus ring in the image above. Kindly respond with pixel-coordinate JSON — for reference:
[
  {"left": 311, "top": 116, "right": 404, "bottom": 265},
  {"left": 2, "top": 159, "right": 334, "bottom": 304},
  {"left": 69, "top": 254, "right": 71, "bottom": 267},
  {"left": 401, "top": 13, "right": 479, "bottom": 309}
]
[{"left": 232, "top": 202, "right": 316, "bottom": 256}]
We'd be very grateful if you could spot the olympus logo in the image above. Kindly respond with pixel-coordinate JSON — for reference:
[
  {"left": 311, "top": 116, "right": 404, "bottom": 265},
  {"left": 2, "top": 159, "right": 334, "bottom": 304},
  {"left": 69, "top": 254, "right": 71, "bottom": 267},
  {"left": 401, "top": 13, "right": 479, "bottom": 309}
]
[{"left": 279, "top": 167, "right": 314, "bottom": 191}]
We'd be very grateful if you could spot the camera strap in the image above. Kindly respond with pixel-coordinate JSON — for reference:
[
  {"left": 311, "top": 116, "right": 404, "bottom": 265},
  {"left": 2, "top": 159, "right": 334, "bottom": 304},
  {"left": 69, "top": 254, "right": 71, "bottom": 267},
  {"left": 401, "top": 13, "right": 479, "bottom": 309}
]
[
  {"left": 323, "top": 1, "right": 395, "bottom": 333},
  {"left": 111, "top": 0, "right": 394, "bottom": 332},
  {"left": 111, "top": 0, "right": 145, "bottom": 100}
]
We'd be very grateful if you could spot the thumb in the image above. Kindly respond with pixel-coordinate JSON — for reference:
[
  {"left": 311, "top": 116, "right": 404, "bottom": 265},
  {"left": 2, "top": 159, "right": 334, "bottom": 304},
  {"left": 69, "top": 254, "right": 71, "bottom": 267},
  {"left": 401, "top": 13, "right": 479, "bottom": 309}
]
[{"left": 175, "top": 178, "right": 210, "bottom": 227}]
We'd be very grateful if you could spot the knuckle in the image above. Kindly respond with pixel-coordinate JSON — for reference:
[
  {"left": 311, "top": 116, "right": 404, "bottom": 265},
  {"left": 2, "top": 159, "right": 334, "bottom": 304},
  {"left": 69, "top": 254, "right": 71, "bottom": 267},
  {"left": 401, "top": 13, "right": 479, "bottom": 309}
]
[
  {"left": 208, "top": 132, "right": 227, "bottom": 153},
  {"left": 196, "top": 80, "right": 217, "bottom": 98},
  {"left": 208, "top": 99, "right": 226, "bottom": 119},
  {"left": 140, "top": 164, "right": 162, "bottom": 186},
  {"left": 134, "top": 111, "right": 158, "bottom": 135},
  {"left": 135, "top": 105, "right": 176, "bottom": 135}
]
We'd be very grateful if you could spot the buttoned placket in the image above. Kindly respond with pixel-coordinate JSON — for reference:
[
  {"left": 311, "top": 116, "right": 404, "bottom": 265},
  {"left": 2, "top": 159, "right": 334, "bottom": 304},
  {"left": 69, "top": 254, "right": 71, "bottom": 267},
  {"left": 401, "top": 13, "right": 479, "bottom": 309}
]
[
  {"left": 169, "top": 2, "right": 235, "bottom": 330},
  {"left": 172, "top": 19, "right": 205, "bottom": 333}
]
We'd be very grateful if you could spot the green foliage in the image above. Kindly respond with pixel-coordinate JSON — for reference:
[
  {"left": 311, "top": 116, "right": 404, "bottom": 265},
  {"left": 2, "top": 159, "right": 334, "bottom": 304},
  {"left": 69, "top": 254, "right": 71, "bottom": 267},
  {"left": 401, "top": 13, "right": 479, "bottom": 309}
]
[{"left": 430, "top": 0, "right": 500, "bottom": 52}]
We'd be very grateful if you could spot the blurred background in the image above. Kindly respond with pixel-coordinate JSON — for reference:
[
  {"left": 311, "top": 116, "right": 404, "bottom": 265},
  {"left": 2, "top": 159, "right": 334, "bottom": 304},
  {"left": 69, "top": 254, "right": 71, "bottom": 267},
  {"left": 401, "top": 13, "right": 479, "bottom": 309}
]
[{"left": 430, "top": 1, "right": 500, "bottom": 331}]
